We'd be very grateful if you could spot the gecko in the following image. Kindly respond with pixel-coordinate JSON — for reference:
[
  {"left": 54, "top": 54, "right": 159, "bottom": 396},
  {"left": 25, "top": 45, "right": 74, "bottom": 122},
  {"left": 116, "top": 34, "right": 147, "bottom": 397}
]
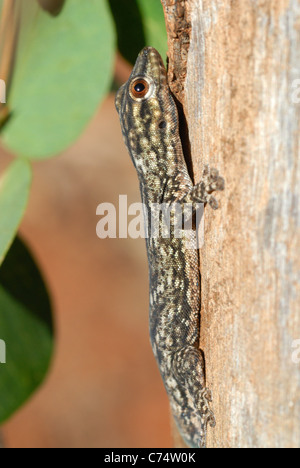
[{"left": 115, "top": 47, "right": 224, "bottom": 448}]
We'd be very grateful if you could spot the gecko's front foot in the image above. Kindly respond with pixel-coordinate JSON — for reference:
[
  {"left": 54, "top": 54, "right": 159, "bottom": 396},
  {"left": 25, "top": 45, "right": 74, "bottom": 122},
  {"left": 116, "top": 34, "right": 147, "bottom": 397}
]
[{"left": 201, "top": 165, "right": 225, "bottom": 210}]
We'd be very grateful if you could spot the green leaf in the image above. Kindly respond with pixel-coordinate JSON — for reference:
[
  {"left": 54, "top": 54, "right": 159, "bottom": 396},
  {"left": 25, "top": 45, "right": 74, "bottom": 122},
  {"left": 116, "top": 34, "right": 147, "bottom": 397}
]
[
  {"left": 0, "top": 237, "right": 53, "bottom": 422},
  {"left": 137, "top": 0, "right": 167, "bottom": 60},
  {"left": 1, "top": 0, "right": 115, "bottom": 159},
  {"left": 0, "top": 159, "right": 32, "bottom": 266},
  {"left": 108, "top": 0, "right": 146, "bottom": 65},
  {"left": 109, "top": 0, "right": 167, "bottom": 65},
  {"left": 37, "top": 0, "right": 66, "bottom": 16},
  {"left": 0, "top": 236, "right": 53, "bottom": 333}
]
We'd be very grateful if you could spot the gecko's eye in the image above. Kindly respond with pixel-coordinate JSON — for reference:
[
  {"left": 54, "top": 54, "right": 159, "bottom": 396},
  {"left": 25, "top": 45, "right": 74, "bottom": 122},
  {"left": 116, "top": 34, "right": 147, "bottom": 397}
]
[
  {"left": 133, "top": 81, "right": 147, "bottom": 94},
  {"left": 129, "top": 77, "right": 153, "bottom": 101}
]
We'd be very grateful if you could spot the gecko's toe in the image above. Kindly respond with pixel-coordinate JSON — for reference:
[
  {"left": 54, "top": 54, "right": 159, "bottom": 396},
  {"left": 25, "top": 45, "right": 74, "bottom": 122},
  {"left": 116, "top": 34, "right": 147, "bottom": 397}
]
[
  {"left": 203, "top": 164, "right": 210, "bottom": 177},
  {"left": 199, "top": 388, "right": 216, "bottom": 428},
  {"left": 208, "top": 196, "right": 219, "bottom": 210},
  {"left": 203, "top": 388, "right": 213, "bottom": 402},
  {"left": 208, "top": 413, "right": 216, "bottom": 428},
  {"left": 215, "top": 176, "right": 225, "bottom": 191},
  {"left": 202, "top": 166, "right": 225, "bottom": 194},
  {"left": 210, "top": 167, "right": 219, "bottom": 178}
]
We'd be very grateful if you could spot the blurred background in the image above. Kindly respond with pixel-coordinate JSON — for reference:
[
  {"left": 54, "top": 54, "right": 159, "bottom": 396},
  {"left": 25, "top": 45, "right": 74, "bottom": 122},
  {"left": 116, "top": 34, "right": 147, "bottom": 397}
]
[{"left": 0, "top": 0, "right": 172, "bottom": 447}]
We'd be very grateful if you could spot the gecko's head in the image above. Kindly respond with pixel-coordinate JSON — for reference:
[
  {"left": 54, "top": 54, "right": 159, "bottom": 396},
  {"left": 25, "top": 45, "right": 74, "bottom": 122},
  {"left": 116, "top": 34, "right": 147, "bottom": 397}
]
[{"left": 115, "top": 47, "right": 180, "bottom": 179}]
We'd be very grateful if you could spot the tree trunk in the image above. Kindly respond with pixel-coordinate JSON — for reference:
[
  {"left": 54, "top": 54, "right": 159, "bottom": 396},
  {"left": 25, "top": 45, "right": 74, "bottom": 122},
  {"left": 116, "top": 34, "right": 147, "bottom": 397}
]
[{"left": 162, "top": 0, "right": 300, "bottom": 448}]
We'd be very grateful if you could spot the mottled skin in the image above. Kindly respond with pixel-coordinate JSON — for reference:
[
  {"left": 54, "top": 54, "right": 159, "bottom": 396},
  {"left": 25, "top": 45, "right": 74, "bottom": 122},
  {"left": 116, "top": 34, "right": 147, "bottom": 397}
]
[{"left": 115, "top": 47, "right": 224, "bottom": 448}]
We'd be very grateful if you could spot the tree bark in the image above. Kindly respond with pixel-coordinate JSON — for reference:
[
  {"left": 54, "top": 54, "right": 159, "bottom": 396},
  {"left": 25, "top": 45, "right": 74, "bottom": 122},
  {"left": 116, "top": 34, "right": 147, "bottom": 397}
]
[{"left": 162, "top": 0, "right": 300, "bottom": 448}]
